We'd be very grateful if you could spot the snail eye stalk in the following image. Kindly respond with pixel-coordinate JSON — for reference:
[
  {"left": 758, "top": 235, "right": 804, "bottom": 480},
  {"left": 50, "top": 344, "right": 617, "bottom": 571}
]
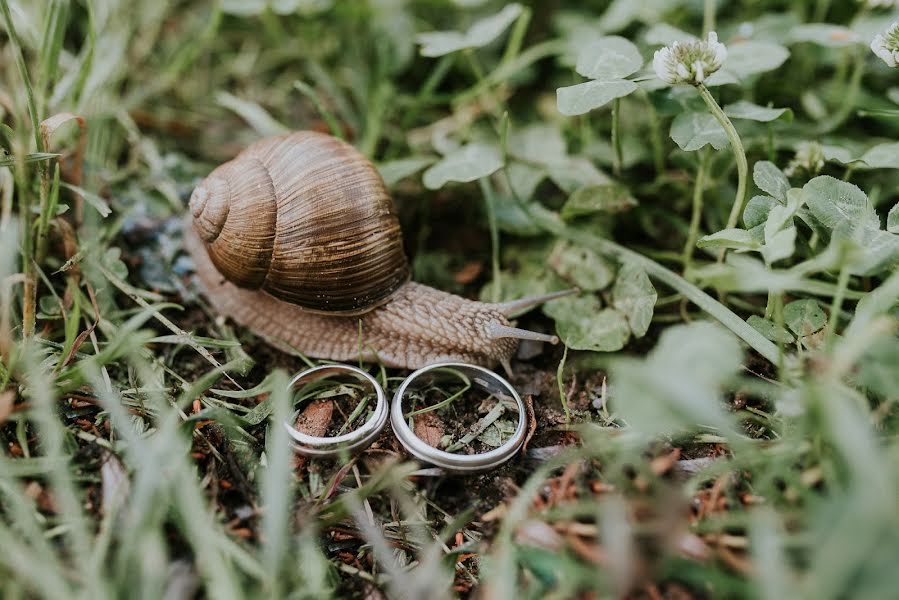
[{"left": 493, "top": 288, "right": 579, "bottom": 316}]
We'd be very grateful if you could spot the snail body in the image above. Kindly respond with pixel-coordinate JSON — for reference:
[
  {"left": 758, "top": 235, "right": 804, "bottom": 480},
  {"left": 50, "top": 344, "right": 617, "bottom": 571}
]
[{"left": 185, "top": 131, "right": 565, "bottom": 373}]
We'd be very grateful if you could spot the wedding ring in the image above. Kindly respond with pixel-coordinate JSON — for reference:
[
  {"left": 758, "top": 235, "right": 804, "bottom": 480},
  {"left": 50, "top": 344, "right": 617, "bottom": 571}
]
[
  {"left": 284, "top": 364, "right": 388, "bottom": 458},
  {"left": 390, "top": 362, "right": 526, "bottom": 473}
]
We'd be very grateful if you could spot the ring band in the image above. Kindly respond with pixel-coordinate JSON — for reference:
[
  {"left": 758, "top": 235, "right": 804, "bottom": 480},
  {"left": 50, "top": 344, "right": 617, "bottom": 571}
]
[
  {"left": 390, "top": 362, "right": 526, "bottom": 473},
  {"left": 284, "top": 364, "right": 388, "bottom": 458}
]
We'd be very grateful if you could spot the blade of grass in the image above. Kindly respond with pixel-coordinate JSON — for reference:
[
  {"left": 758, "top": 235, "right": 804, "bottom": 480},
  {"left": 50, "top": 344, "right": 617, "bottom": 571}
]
[{"left": 260, "top": 370, "right": 292, "bottom": 594}]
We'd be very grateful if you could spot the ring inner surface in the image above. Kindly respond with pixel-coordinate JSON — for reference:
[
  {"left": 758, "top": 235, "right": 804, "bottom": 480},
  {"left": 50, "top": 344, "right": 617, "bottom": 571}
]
[
  {"left": 400, "top": 366, "right": 521, "bottom": 457},
  {"left": 289, "top": 368, "right": 381, "bottom": 445}
]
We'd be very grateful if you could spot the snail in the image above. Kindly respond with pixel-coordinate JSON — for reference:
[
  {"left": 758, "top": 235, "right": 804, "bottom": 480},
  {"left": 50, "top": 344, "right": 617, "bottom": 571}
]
[{"left": 184, "top": 131, "right": 571, "bottom": 374}]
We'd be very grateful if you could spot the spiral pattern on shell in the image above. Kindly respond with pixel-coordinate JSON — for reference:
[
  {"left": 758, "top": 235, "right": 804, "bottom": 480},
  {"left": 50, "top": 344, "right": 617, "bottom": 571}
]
[{"left": 188, "top": 131, "right": 409, "bottom": 315}]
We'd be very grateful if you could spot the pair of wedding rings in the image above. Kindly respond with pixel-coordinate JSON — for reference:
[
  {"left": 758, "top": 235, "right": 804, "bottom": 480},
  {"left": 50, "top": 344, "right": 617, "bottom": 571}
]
[{"left": 282, "top": 362, "right": 527, "bottom": 473}]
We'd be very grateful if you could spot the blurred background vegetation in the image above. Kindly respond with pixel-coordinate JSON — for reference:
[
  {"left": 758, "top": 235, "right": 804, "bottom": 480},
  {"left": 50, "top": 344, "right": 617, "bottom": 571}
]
[{"left": 1, "top": 0, "right": 899, "bottom": 598}]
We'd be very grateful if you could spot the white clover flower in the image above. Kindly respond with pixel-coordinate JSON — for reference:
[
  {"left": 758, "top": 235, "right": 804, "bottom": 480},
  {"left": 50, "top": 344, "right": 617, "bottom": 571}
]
[
  {"left": 784, "top": 142, "right": 825, "bottom": 178},
  {"left": 871, "top": 22, "right": 899, "bottom": 67},
  {"left": 652, "top": 32, "right": 727, "bottom": 86}
]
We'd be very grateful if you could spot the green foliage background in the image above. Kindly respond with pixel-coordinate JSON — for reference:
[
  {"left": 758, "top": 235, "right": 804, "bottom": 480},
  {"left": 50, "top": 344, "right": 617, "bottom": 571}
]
[{"left": 1, "top": 0, "right": 898, "bottom": 598}]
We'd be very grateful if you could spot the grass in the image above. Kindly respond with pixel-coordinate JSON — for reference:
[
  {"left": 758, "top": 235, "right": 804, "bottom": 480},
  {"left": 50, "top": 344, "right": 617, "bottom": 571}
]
[{"left": 2, "top": 1, "right": 899, "bottom": 598}]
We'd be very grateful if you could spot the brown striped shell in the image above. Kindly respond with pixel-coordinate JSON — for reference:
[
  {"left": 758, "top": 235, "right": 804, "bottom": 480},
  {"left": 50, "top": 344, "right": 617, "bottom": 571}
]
[{"left": 188, "top": 131, "right": 410, "bottom": 315}]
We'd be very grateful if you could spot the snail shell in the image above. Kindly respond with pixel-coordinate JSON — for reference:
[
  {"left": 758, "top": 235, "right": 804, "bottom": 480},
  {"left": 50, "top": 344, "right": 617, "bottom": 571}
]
[
  {"left": 185, "top": 131, "right": 567, "bottom": 372},
  {"left": 188, "top": 131, "right": 409, "bottom": 315}
]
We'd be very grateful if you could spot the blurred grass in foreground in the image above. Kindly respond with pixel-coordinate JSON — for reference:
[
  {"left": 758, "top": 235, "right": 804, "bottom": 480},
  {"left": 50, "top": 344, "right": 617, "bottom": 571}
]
[{"left": 1, "top": 1, "right": 899, "bottom": 598}]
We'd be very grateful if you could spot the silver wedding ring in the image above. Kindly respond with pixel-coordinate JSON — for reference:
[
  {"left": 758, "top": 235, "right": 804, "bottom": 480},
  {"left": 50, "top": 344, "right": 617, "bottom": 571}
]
[
  {"left": 390, "top": 362, "right": 527, "bottom": 473},
  {"left": 283, "top": 364, "right": 389, "bottom": 458}
]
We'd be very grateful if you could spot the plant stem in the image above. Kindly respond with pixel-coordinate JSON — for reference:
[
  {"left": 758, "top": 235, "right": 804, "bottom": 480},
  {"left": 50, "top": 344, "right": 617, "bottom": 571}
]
[
  {"left": 826, "top": 265, "right": 850, "bottom": 349},
  {"left": 557, "top": 344, "right": 570, "bottom": 421},
  {"left": 640, "top": 89, "right": 665, "bottom": 174},
  {"left": 1, "top": 1, "right": 42, "bottom": 152},
  {"left": 703, "top": 0, "right": 716, "bottom": 35},
  {"left": 773, "top": 292, "right": 786, "bottom": 374},
  {"left": 697, "top": 83, "right": 748, "bottom": 254},
  {"left": 683, "top": 148, "right": 709, "bottom": 271},
  {"left": 457, "top": 39, "right": 565, "bottom": 104},
  {"left": 1, "top": 0, "right": 45, "bottom": 339},
  {"left": 817, "top": 49, "right": 865, "bottom": 135},
  {"left": 813, "top": 0, "right": 832, "bottom": 22},
  {"left": 611, "top": 98, "right": 622, "bottom": 177},
  {"left": 479, "top": 178, "right": 502, "bottom": 302}
]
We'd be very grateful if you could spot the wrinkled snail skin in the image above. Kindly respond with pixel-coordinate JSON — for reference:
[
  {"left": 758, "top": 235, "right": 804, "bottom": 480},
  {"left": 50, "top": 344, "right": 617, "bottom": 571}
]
[
  {"left": 186, "top": 223, "right": 519, "bottom": 369},
  {"left": 184, "top": 130, "right": 563, "bottom": 373}
]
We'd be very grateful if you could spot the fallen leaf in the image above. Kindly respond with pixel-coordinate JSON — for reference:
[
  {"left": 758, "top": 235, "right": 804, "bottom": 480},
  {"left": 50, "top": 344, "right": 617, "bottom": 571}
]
[
  {"left": 413, "top": 412, "right": 444, "bottom": 448},
  {"left": 0, "top": 388, "right": 14, "bottom": 424},
  {"left": 649, "top": 448, "right": 681, "bottom": 476},
  {"left": 292, "top": 400, "right": 334, "bottom": 470},
  {"left": 294, "top": 400, "right": 334, "bottom": 437},
  {"left": 453, "top": 261, "right": 483, "bottom": 285}
]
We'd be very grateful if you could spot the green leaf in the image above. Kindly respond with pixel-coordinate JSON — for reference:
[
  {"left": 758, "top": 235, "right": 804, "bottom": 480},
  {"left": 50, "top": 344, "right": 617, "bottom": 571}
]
[
  {"left": 215, "top": 91, "right": 289, "bottom": 136},
  {"left": 556, "top": 79, "right": 638, "bottom": 116},
  {"left": 753, "top": 162, "right": 791, "bottom": 201},
  {"left": 378, "top": 157, "right": 435, "bottom": 187},
  {"left": 547, "top": 241, "right": 615, "bottom": 291},
  {"left": 102, "top": 248, "right": 129, "bottom": 280},
  {"left": 888, "top": 204, "right": 899, "bottom": 234},
  {"left": 790, "top": 24, "right": 860, "bottom": 47},
  {"left": 890, "top": 87, "right": 899, "bottom": 105},
  {"left": 783, "top": 299, "right": 826, "bottom": 337},
  {"left": 596, "top": 0, "right": 678, "bottom": 32},
  {"left": 223, "top": 0, "right": 334, "bottom": 15},
  {"left": 610, "top": 322, "right": 742, "bottom": 439},
  {"left": 0, "top": 152, "right": 61, "bottom": 168},
  {"left": 697, "top": 229, "right": 760, "bottom": 251},
  {"left": 725, "top": 101, "right": 791, "bottom": 122},
  {"left": 857, "top": 142, "right": 899, "bottom": 170},
  {"left": 546, "top": 157, "right": 610, "bottom": 193},
  {"left": 59, "top": 182, "right": 111, "bottom": 218},
  {"left": 504, "top": 162, "right": 547, "bottom": 203},
  {"left": 744, "top": 195, "right": 778, "bottom": 228},
  {"left": 722, "top": 41, "right": 790, "bottom": 77},
  {"left": 611, "top": 263, "right": 657, "bottom": 337},
  {"left": 544, "top": 296, "right": 630, "bottom": 352},
  {"left": 508, "top": 124, "right": 567, "bottom": 166},
  {"left": 643, "top": 23, "right": 694, "bottom": 46},
  {"left": 763, "top": 195, "right": 804, "bottom": 243},
  {"left": 839, "top": 225, "right": 899, "bottom": 276},
  {"left": 761, "top": 226, "right": 796, "bottom": 265},
  {"left": 416, "top": 3, "right": 523, "bottom": 57},
  {"left": 670, "top": 112, "right": 728, "bottom": 151},
  {"left": 856, "top": 337, "right": 899, "bottom": 399},
  {"left": 821, "top": 145, "right": 855, "bottom": 165},
  {"left": 802, "top": 176, "right": 879, "bottom": 232},
  {"left": 560, "top": 183, "right": 636, "bottom": 219},
  {"left": 422, "top": 144, "right": 503, "bottom": 189},
  {"left": 576, "top": 36, "right": 643, "bottom": 80},
  {"left": 477, "top": 419, "right": 516, "bottom": 447},
  {"left": 747, "top": 315, "right": 795, "bottom": 344}
]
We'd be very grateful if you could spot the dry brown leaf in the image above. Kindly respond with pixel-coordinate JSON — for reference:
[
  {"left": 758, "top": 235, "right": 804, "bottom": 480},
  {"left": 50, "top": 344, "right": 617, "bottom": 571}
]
[
  {"left": 0, "top": 388, "right": 14, "bottom": 424},
  {"left": 39, "top": 112, "right": 87, "bottom": 223},
  {"left": 412, "top": 412, "right": 444, "bottom": 448},
  {"left": 522, "top": 394, "right": 536, "bottom": 452},
  {"left": 649, "top": 448, "right": 681, "bottom": 476},
  {"left": 453, "top": 261, "right": 483, "bottom": 285},
  {"left": 294, "top": 399, "right": 334, "bottom": 437},
  {"left": 292, "top": 400, "right": 334, "bottom": 471}
]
